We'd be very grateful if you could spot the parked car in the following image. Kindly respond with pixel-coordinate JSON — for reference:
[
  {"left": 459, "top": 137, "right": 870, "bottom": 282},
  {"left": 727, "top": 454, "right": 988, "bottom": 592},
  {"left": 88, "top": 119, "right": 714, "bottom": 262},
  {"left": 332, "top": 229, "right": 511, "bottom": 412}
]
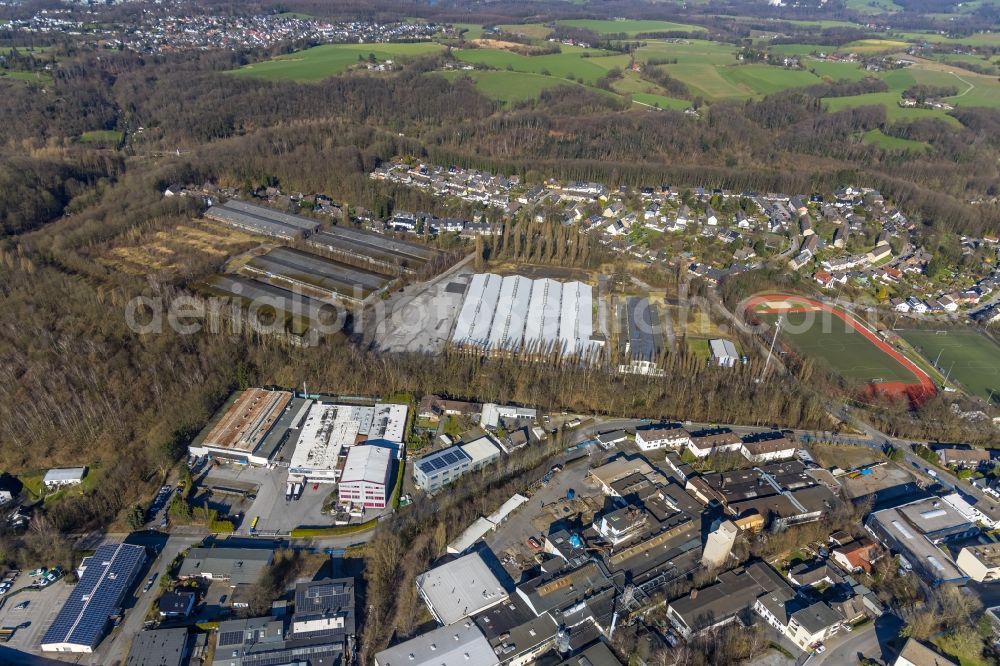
[
  {"left": 28, "top": 568, "right": 46, "bottom": 577},
  {"left": 13, "top": 601, "right": 29, "bottom": 611},
  {"left": 527, "top": 537, "right": 541, "bottom": 550}
]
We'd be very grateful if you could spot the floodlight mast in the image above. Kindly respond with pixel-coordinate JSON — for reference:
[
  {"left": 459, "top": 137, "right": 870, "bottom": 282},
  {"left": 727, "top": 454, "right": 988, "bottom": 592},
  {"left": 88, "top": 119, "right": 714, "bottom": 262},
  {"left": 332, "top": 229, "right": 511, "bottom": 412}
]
[{"left": 762, "top": 314, "right": 782, "bottom": 380}]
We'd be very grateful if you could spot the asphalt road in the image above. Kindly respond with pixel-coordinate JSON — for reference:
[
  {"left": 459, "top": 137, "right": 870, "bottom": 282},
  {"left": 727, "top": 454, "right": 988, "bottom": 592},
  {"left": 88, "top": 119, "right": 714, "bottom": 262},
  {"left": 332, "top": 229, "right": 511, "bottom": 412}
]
[{"left": 810, "top": 613, "right": 903, "bottom": 666}]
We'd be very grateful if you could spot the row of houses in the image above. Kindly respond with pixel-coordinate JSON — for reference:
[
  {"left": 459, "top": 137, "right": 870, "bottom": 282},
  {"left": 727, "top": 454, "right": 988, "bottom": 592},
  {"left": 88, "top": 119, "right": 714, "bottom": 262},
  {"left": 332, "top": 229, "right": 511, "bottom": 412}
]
[{"left": 629, "top": 423, "right": 798, "bottom": 463}]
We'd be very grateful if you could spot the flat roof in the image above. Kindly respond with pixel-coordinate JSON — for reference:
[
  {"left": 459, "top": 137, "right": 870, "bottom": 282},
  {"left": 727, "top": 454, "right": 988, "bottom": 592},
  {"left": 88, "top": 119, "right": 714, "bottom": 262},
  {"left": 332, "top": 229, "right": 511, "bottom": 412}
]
[
  {"left": 895, "top": 497, "right": 971, "bottom": 535},
  {"left": 374, "top": 620, "right": 498, "bottom": 666},
  {"left": 200, "top": 388, "right": 292, "bottom": 453},
  {"left": 290, "top": 402, "right": 375, "bottom": 473},
  {"left": 460, "top": 436, "right": 502, "bottom": 465},
  {"left": 124, "top": 628, "right": 190, "bottom": 666},
  {"left": 869, "top": 505, "right": 967, "bottom": 582},
  {"left": 623, "top": 297, "right": 663, "bottom": 363},
  {"left": 415, "top": 446, "right": 472, "bottom": 478},
  {"left": 416, "top": 551, "right": 507, "bottom": 625},
  {"left": 370, "top": 403, "right": 408, "bottom": 442},
  {"left": 339, "top": 445, "right": 391, "bottom": 486}
]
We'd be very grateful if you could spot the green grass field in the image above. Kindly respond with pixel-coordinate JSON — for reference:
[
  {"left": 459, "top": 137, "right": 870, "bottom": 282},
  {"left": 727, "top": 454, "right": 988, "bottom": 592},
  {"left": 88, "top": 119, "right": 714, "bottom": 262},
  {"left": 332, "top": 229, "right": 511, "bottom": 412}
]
[
  {"left": 453, "top": 46, "right": 626, "bottom": 85},
  {"left": 768, "top": 43, "right": 830, "bottom": 56},
  {"left": 845, "top": 0, "right": 904, "bottom": 13},
  {"left": 631, "top": 92, "right": 690, "bottom": 109},
  {"left": 891, "top": 31, "right": 1000, "bottom": 48},
  {"left": 838, "top": 39, "right": 911, "bottom": 54},
  {"left": 806, "top": 59, "right": 869, "bottom": 82},
  {"left": 898, "top": 329, "right": 1000, "bottom": 402},
  {"left": 449, "top": 23, "right": 486, "bottom": 39},
  {"left": 555, "top": 19, "right": 706, "bottom": 36},
  {"left": 495, "top": 23, "right": 552, "bottom": 39},
  {"left": 634, "top": 39, "right": 737, "bottom": 66},
  {"left": 437, "top": 70, "right": 613, "bottom": 103},
  {"left": 823, "top": 91, "right": 961, "bottom": 124},
  {"left": 78, "top": 129, "right": 123, "bottom": 144},
  {"left": 718, "top": 64, "right": 820, "bottom": 95},
  {"left": 764, "top": 310, "right": 920, "bottom": 384},
  {"left": 862, "top": 129, "right": 930, "bottom": 151},
  {"left": 0, "top": 70, "right": 52, "bottom": 85},
  {"left": 230, "top": 42, "right": 445, "bottom": 81}
]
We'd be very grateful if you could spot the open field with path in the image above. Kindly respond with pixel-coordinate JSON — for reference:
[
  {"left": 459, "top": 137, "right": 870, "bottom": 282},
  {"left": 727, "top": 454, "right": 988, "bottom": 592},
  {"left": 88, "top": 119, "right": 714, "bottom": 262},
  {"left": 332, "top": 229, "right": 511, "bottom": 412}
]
[{"left": 230, "top": 42, "right": 445, "bottom": 81}]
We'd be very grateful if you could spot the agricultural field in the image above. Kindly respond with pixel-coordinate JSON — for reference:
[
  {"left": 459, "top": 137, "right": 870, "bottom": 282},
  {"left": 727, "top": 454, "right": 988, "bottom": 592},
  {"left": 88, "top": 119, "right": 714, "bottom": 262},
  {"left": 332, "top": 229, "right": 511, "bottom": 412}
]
[
  {"left": 845, "top": 0, "right": 903, "bottom": 13},
  {"left": 805, "top": 59, "right": 869, "bottom": 82},
  {"left": 861, "top": 129, "right": 930, "bottom": 152},
  {"left": 890, "top": 31, "right": 1000, "bottom": 48},
  {"left": 452, "top": 45, "right": 627, "bottom": 85},
  {"left": 718, "top": 64, "right": 820, "bottom": 95},
  {"left": 437, "top": 70, "right": 603, "bottom": 104},
  {"left": 495, "top": 23, "right": 553, "bottom": 39},
  {"left": 768, "top": 43, "right": 830, "bottom": 57},
  {"left": 897, "top": 329, "right": 1000, "bottom": 403},
  {"left": 630, "top": 92, "right": 689, "bottom": 110},
  {"left": 448, "top": 23, "right": 485, "bottom": 39},
  {"left": 230, "top": 42, "right": 445, "bottom": 81},
  {"left": 555, "top": 19, "right": 707, "bottom": 36},
  {"left": 838, "top": 39, "right": 910, "bottom": 54},
  {"left": 634, "top": 39, "right": 737, "bottom": 66}
]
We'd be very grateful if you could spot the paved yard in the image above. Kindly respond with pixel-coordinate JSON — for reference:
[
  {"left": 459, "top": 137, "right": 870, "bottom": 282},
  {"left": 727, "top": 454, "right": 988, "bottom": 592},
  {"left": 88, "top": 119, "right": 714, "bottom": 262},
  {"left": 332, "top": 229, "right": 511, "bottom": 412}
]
[{"left": 0, "top": 580, "right": 73, "bottom": 653}]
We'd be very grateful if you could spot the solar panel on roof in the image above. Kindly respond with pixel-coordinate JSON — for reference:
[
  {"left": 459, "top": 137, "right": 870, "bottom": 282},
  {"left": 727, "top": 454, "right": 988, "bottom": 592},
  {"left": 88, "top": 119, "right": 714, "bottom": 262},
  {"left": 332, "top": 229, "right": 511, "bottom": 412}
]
[{"left": 218, "top": 630, "right": 245, "bottom": 646}]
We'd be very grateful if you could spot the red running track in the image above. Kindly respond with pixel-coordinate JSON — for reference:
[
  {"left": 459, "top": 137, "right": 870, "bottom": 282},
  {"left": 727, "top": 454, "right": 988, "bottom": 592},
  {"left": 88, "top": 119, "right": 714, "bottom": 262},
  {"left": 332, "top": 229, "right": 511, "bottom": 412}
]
[{"left": 744, "top": 294, "right": 936, "bottom": 405}]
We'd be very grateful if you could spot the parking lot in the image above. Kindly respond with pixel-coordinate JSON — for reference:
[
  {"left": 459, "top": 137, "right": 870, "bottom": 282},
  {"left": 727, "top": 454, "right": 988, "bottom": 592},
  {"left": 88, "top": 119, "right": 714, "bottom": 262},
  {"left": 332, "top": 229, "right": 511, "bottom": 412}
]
[
  {"left": 0, "top": 579, "right": 72, "bottom": 652},
  {"left": 372, "top": 262, "right": 472, "bottom": 353},
  {"left": 486, "top": 451, "right": 603, "bottom": 580}
]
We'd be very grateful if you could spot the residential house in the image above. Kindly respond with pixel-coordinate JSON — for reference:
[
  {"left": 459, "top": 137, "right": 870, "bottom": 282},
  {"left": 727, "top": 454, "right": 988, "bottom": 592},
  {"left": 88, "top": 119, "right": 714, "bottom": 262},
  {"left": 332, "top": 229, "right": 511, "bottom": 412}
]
[{"left": 635, "top": 423, "right": 691, "bottom": 451}]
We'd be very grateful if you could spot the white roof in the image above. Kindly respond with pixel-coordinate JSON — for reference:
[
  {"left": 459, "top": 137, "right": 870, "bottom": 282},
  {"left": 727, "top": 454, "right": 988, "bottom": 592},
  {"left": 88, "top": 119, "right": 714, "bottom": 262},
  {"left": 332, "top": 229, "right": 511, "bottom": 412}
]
[
  {"left": 415, "top": 551, "right": 507, "bottom": 625},
  {"left": 710, "top": 338, "right": 738, "bottom": 359},
  {"left": 370, "top": 403, "right": 408, "bottom": 443},
  {"left": 446, "top": 517, "right": 495, "bottom": 555},
  {"left": 290, "top": 402, "right": 371, "bottom": 473},
  {"left": 485, "top": 493, "right": 528, "bottom": 525},
  {"left": 374, "top": 620, "right": 499, "bottom": 666},
  {"left": 450, "top": 274, "right": 597, "bottom": 357},
  {"left": 339, "top": 445, "right": 392, "bottom": 485},
  {"left": 460, "top": 436, "right": 502, "bottom": 465},
  {"left": 43, "top": 468, "right": 86, "bottom": 483}
]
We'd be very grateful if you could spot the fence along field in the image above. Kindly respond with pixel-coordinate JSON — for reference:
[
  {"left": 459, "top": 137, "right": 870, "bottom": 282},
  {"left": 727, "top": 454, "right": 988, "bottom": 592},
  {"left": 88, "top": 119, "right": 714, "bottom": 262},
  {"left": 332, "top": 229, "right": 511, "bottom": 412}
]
[{"left": 897, "top": 329, "right": 1000, "bottom": 404}]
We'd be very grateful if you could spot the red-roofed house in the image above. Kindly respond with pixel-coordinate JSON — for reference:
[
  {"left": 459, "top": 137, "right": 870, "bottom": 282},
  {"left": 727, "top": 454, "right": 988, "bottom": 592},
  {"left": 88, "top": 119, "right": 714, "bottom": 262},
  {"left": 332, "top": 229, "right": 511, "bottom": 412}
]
[
  {"left": 814, "top": 271, "right": 834, "bottom": 288},
  {"left": 831, "top": 537, "right": 879, "bottom": 574}
]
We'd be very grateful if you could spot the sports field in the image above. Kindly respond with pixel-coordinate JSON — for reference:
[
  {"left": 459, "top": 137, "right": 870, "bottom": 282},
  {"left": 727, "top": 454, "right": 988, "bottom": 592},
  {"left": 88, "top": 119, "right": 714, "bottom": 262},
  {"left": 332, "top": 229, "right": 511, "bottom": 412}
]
[
  {"left": 230, "top": 42, "right": 445, "bottom": 81},
  {"left": 746, "top": 294, "right": 934, "bottom": 401},
  {"left": 897, "top": 329, "right": 1000, "bottom": 403}
]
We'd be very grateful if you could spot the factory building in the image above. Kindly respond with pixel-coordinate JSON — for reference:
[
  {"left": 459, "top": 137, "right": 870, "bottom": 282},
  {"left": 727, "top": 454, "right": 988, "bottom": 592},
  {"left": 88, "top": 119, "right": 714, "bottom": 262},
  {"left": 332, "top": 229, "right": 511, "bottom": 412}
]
[
  {"left": 188, "top": 388, "right": 304, "bottom": 466},
  {"left": 338, "top": 445, "right": 393, "bottom": 509},
  {"left": 42, "top": 543, "right": 146, "bottom": 653},
  {"left": 205, "top": 199, "right": 320, "bottom": 240},
  {"left": 451, "top": 274, "right": 604, "bottom": 362},
  {"left": 288, "top": 400, "right": 408, "bottom": 483}
]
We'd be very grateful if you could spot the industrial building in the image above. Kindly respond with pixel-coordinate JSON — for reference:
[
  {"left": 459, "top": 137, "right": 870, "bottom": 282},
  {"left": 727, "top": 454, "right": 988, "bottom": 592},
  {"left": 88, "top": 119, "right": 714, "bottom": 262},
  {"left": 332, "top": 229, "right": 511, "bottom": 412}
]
[
  {"left": 480, "top": 402, "right": 537, "bottom": 429},
  {"left": 188, "top": 388, "right": 302, "bottom": 466},
  {"left": 43, "top": 467, "right": 88, "bottom": 488},
  {"left": 290, "top": 577, "right": 356, "bottom": 654},
  {"left": 374, "top": 620, "right": 499, "bottom": 666},
  {"left": 242, "top": 246, "right": 391, "bottom": 303},
  {"left": 866, "top": 497, "right": 975, "bottom": 584},
  {"left": 413, "top": 436, "right": 503, "bottom": 493},
  {"left": 618, "top": 297, "right": 664, "bottom": 375},
  {"left": 306, "top": 225, "right": 439, "bottom": 276},
  {"left": 41, "top": 542, "right": 146, "bottom": 653},
  {"left": 205, "top": 199, "right": 321, "bottom": 240},
  {"left": 415, "top": 551, "right": 508, "bottom": 625},
  {"left": 338, "top": 445, "right": 393, "bottom": 509},
  {"left": 288, "top": 400, "right": 408, "bottom": 483},
  {"left": 451, "top": 274, "right": 604, "bottom": 361},
  {"left": 177, "top": 546, "right": 274, "bottom": 588},
  {"left": 124, "top": 628, "right": 196, "bottom": 666}
]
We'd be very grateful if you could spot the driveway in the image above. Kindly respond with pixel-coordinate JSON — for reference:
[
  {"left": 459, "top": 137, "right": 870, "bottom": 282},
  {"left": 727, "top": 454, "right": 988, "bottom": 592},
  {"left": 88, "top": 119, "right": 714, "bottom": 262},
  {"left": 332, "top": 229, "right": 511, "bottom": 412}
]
[{"left": 811, "top": 614, "right": 903, "bottom": 666}]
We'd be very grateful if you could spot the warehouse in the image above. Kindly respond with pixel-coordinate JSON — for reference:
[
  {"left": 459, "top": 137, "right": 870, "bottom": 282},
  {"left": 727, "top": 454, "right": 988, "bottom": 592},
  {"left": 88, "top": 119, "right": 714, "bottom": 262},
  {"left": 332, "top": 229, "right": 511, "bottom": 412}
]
[
  {"left": 306, "top": 226, "right": 440, "bottom": 276},
  {"left": 205, "top": 200, "right": 320, "bottom": 240},
  {"left": 289, "top": 401, "right": 408, "bottom": 483},
  {"left": 42, "top": 542, "right": 146, "bottom": 653},
  {"left": 242, "top": 246, "right": 391, "bottom": 302},
  {"left": 188, "top": 388, "right": 297, "bottom": 465},
  {"left": 204, "top": 275, "right": 337, "bottom": 332},
  {"left": 710, "top": 339, "right": 740, "bottom": 368},
  {"left": 451, "top": 273, "right": 604, "bottom": 361},
  {"left": 415, "top": 551, "right": 508, "bottom": 625},
  {"left": 619, "top": 297, "right": 664, "bottom": 375},
  {"left": 338, "top": 445, "right": 393, "bottom": 509},
  {"left": 43, "top": 467, "right": 88, "bottom": 488}
]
